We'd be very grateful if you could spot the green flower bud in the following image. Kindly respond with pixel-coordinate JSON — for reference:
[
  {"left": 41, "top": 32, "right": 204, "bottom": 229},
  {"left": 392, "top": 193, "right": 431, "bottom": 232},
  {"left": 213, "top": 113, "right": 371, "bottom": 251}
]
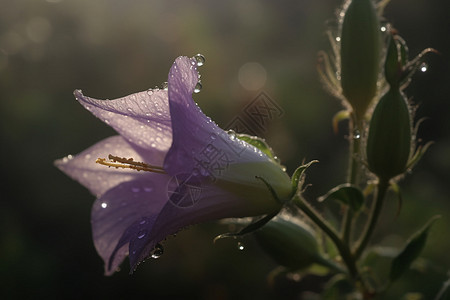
[
  {"left": 366, "top": 88, "right": 412, "bottom": 180},
  {"left": 340, "top": 0, "right": 382, "bottom": 121},
  {"left": 384, "top": 35, "right": 403, "bottom": 87},
  {"left": 254, "top": 215, "right": 320, "bottom": 270}
]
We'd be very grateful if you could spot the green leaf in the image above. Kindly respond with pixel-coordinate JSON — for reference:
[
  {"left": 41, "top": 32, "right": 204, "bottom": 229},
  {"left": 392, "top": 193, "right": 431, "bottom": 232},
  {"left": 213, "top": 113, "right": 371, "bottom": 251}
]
[
  {"left": 318, "top": 184, "right": 364, "bottom": 212},
  {"left": 237, "top": 134, "right": 276, "bottom": 160},
  {"left": 213, "top": 210, "right": 279, "bottom": 242},
  {"left": 389, "top": 215, "right": 441, "bottom": 281},
  {"left": 290, "top": 160, "right": 318, "bottom": 195}
]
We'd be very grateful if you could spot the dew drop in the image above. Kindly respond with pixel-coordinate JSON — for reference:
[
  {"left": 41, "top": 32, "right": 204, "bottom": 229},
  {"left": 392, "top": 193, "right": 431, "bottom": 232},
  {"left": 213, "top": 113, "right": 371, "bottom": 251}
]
[
  {"left": 237, "top": 242, "right": 245, "bottom": 251},
  {"left": 194, "top": 53, "right": 205, "bottom": 67},
  {"left": 151, "top": 243, "right": 164, "bottom": 259},
  {"left": 194, "top": 81, "right": 202, "bottom": 93},
  {"left": 161, "top": 82, "right": 168, "bottom": 90},
  {"left": 380, "top": 26, "right": 387, "bottom": 32},
  {"left": 147, "top": 90, "right": 153, "bottom": 96},
  {"left": 144, "top": 187, "right": 153, "bottom": 192},
  {"left": 131, "top": 187, "right": 140, "bottom": 193},
  {"left": 335, "top": 36, "right": 341, "bottom": 42},
  {"left": 139, "top": 220, "right": 146, "bottom": 225},
  {"left": 101, "top": 202, "right": 108, "bottom": 208},
  {"left": 420, "top": 62, "right": 428, "bottom": 72},
  {"left": 227, "top": 129, "right": 236, "bottom": 140},
  {"left": 353, "top": 130, "right": 361, "bottom": 139},
  {"left": 137, "top": 230, "right": 147, "bottom": 239}
]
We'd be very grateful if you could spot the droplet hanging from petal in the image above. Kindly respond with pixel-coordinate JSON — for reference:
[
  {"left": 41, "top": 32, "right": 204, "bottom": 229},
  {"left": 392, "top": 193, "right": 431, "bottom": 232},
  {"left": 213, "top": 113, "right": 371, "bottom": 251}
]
[
  {"left": 194, "top": 53, "right": 205, "bottom": 67},
  {"left": 194, "top": 81, "right": 202, "bottom": 93}
]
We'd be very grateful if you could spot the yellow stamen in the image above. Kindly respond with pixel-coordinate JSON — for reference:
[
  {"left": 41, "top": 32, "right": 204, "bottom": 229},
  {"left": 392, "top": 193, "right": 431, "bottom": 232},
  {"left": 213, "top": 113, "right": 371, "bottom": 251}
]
[{"left": 96, "top": 154, "right": 166, "bottom": 174}]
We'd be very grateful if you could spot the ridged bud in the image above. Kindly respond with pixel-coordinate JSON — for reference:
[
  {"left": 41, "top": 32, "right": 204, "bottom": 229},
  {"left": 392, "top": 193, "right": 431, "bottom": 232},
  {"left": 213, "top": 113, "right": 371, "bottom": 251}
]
[
  {"left": 340, "top": 0, "right": 382, "bottom": 121},
  {"left": 254, "top": 215, "right": 319, "bottom": 270},
  {"left": 366, "top": 88, "right": 411, "bottom": 180}
]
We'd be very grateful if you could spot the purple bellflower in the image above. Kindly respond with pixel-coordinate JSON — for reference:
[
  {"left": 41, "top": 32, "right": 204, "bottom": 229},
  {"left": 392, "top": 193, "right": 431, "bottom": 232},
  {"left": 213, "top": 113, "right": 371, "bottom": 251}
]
[{"left": 55, "top": 56, "right": 292, "bottom": 275}]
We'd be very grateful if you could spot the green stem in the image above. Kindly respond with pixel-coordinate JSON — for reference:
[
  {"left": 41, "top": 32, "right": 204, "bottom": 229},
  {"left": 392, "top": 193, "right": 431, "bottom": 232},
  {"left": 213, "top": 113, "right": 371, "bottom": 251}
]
[
  {"left": 293, "top": 194, "right": 359, "bottom": 279},
  {"left": 342, "top": 118, "right": 361, "bottom": 245},
  {"left": 354, "top": 179, "right": 389, "bottom": 259}
]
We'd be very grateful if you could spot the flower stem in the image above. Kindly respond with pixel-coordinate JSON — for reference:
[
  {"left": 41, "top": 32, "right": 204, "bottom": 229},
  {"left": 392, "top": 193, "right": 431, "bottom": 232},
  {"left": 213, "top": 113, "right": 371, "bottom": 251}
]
[
  {"left": 354, "top": 178, "right": 389, "bottom": 259},
  {"left": 342, "top": 118, "right": 361, "bottom": 245},
  {"left": 293, "top": 194, "right": 359, "bottom": 279}
]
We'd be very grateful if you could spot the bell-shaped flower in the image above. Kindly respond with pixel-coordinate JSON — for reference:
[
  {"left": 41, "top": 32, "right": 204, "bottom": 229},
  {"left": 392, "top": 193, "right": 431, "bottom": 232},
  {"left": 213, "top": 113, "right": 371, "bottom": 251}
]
[{"left": 55, "top": 56, "right": 292, "bottom": 275}]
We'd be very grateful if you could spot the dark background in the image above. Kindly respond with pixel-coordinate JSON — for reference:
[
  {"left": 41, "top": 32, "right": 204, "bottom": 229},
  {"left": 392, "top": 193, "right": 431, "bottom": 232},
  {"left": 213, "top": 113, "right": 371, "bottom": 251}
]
[{"left": 1, "top": 0, "right": 449, "bottom": 299}]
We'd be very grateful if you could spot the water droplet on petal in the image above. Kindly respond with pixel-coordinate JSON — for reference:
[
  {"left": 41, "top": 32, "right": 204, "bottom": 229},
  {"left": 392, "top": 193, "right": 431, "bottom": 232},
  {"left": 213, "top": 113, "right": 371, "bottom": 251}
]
[
  {"left": 147, "top": 89, "right": 153, "bottom": 96},
  {"left": 137, "top": 230, "right": 147, "bottom": 239},
  {"left": 227, "top": 129, "right": 236, "bottom": 140},
  {"left": 144, "top": 187, "right": 153, "bottom": 192},
  {"left": 194, "top": 53, "right": 205, "bottom": 67},
  {"left": 131, "top": 187, "right": 140, "bottom": 193},
  {"left": 161, "top": 82, "right": 168, "bottom": 90},
  {"left": 139, "top": 220, "right": 146, "bottom": 225},
  {"left": 101, "top": 202, "right": 108, "bottom": 208},
  {"left": 151, "top": 243, "right": 164, "bottom": 259},
  {"left": 194, "top": 81, "right": 202, "bottom": 93},
  {"left": 420, "top": 62, "right": 428, "bottom": 72}
]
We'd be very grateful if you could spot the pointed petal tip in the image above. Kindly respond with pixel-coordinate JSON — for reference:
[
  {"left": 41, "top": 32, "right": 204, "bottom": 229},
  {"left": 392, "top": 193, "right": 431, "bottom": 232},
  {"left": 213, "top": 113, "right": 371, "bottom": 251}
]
[{"left": 73, "top": 89, "right": 83, "bottom": 99}]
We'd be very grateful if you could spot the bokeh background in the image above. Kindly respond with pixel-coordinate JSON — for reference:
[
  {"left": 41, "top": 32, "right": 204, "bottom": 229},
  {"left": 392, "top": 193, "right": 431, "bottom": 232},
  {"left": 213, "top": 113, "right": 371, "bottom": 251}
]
[{"left": 1, "top": 0, "right": 449, "bottom": 299}]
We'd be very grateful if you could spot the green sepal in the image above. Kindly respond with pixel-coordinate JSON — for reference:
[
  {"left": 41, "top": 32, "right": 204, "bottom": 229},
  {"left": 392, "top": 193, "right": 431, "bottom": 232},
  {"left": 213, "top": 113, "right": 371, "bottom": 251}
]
[
  {"left": 389, "top": 215, "right": 441, "bottom": 281},
  {"left": 407, "top": 141, "right": 433, "bottom": 170},
  {"left": 400, "top": 47, "right": 437, "bottom": 90},
  {"left": 318, "top": 184, "right": 364, "bottom": 212},
  {"left": 290, "top": 160, "right": 319, "bottom": 195},
  {"left": 237, "top": 134, "right": 276, "bottom": 161},
  {"left": 213, "top": 210, "right": 279, "bottom": 243}
]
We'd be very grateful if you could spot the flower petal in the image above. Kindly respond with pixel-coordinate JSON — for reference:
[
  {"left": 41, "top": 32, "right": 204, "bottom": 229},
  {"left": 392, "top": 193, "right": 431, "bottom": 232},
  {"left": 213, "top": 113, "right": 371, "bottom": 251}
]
[
  {"left": 55, "top": 136, "right": 160, "bottom": 197},
  {"left": 127, "top": 179, "right": 279, "bottom": 271},
  {"left": 164, "top": 56, "right": 271, "bottom": 179},
  {"left": 91, "top": 175, "right": 170, "bottom": 275},
  {"left": 73, "top": 89, "right": 172, "bottom": 155}
]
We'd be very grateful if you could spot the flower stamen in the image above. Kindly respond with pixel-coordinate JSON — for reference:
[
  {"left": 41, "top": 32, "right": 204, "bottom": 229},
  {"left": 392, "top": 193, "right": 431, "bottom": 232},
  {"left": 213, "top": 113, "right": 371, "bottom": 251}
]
[{"left": 96, "top": 154, "right": 166, "bottom": 174}]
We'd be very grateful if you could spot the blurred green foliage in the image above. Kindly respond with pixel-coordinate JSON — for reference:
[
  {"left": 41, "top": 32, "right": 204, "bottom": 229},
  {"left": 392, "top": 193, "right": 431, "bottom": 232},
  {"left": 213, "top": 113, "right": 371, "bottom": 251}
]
[{"left": 1, "top": 0, "right": 449, "bottom": 299}]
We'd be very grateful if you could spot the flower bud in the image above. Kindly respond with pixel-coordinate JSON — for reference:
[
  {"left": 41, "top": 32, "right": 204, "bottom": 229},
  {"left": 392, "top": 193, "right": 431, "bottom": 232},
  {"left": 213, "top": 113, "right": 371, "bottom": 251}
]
[
  {"left": 366, "top": 88, "right": 412, "bottom": 180},
  {"left": 384, "top": 35, "right": 403, "bottom": 88},
  {"left": 340, "top": 0, "right": 382, "bottom": 121},
  {"left": 254, "top": 215, "right": 320, "bottom": 270}
]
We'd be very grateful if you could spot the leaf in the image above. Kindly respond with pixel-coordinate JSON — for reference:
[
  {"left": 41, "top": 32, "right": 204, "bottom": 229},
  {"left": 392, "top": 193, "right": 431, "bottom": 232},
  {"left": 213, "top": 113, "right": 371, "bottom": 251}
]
[
  {"left": 213, "top": 210, "right": 279, "bottom": 243},
  {"left": 318, "top": 184, "right": 364, "bottom": 212},
  {"left": 291, "top": 160, "right": 319, "bottom": 195},
  {"left": 389, "top": 215, "right": 441, "bottom": 281}
]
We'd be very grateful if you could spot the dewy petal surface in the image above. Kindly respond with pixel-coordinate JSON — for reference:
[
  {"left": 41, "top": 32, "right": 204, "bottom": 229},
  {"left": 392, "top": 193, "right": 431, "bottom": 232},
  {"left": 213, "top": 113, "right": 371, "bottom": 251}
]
[
  {"left": 91, "top": 175, "right": 170, "bottom": 275},
  {"left": 74, "top": 89, "right": 171, "bottom": 165},
  {"left": 164, "top": 56, "right": 272, "bottom": 177},
  {"left": 55, "top": 136, "right": 152, "bottom": 197}
]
